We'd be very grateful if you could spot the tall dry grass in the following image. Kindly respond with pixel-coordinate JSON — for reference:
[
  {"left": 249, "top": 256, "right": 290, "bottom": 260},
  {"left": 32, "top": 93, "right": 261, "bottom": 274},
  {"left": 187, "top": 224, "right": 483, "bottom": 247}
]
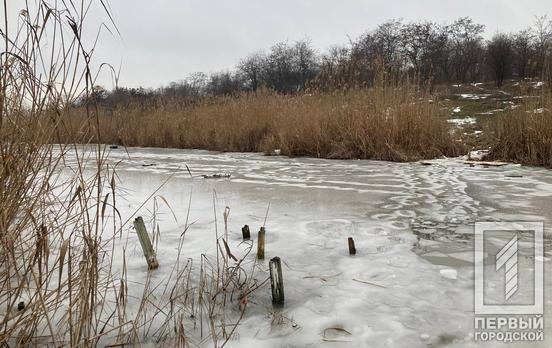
[
  {"left": 1, "top": 2, "right": 260, "bottom": 347},
  {"left": 65, "top": 78, "right": 463, "bottom": 161},
  {"left": 487, "top": 87, "right": 552, "bottom": 167},
  {"left": 0, "top": 1, "right": 108, "bottom": 345}
]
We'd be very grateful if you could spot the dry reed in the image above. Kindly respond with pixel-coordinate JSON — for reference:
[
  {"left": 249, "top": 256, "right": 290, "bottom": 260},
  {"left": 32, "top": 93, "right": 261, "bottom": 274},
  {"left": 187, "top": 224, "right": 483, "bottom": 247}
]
[
  {"left": 63, "top": 78, "right": 464, "bottom": 162},
  {"left": 1, "top": 2, "right": 262, "bottom": 347},
  {"left": 487, "top": 87, "right": 552, "bottom": 167}
]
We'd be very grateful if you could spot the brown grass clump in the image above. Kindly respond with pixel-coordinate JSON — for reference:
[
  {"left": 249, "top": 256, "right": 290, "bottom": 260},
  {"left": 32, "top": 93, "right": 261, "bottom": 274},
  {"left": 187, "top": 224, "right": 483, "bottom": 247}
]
[
  {"left": 486, "top": 88, "right": 552, "bottom": 167},
  {"left": 65, "top": 79, "right": 463, "bottom": 161},
  {"left": 1, "top": 2, "right": 260, "bottom": 347},
  {"left": 0, "top": 2, "right": 109, "bottom": 345}
]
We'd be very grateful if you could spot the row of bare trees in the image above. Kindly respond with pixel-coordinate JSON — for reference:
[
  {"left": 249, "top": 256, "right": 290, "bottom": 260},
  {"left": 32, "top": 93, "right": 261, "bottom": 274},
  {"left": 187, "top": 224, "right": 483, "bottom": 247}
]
[
  {"left": 319, "top": 16, "right": 552, "bottom": 89},
  {"left": 89, "top": 16, "right": 552, "bottom": 107},
  {"left": 487, "top": 16, "right": 552, "bottom": 87}
]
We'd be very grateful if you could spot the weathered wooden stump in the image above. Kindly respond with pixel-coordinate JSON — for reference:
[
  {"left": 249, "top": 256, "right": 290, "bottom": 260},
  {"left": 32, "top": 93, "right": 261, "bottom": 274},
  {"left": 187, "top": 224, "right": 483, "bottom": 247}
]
[
  {"left": 241, "top": 225, "right": 251, "bottom": 240},
  {"left": 269, "top": 257, "right": 285, "bottom": 304},
  {"left": 348, "top": 237, "right": 356, "bottom": 255},
  {"left": 257, "top": 227, "right": 266, "bottom": 260},
  {"left": 133, "top": 217, "right": 159, "bottom": 269}
]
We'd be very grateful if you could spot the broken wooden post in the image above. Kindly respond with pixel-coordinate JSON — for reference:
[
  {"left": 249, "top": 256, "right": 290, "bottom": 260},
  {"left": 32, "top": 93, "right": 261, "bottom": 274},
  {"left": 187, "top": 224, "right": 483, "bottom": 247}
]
[
  {"left": 257, "top": 227, "right": 265, "bottom": 260},
  {"left": 348, "top": 237, "right": 356, "bottom": 255},
  {"left": 241, "top": 225, "right": 251, "bottom": 240},
  {"left": 133, "top": 217, "right": 159, "bottom": 269},
  {"left": 269, "top": 257, "right": 284, "bottom": 304}
]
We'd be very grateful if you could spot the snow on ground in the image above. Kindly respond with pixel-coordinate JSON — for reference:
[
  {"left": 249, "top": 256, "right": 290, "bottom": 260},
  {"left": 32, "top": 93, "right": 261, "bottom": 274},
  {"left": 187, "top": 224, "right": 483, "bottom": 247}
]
[
  {"left": 468, "top": 150, "right": 489, "bottom": 160},
  {"left": 457, "top": 94, "right": 491, "bottom": 100},
  {"left": 514, "top": 95, "right": 541, "bottom": 100},
  {"left": 478, "top": 109, "right": 505, "bottom": 115},
  {"left": 448, "top": 117, "right": 476, "bottom": 126},
  {"left": 60, "top": 147, "right": 552, "bottom": 347},
  {"left": 530, "top": 108, "right": 548, "bottom": 114}
]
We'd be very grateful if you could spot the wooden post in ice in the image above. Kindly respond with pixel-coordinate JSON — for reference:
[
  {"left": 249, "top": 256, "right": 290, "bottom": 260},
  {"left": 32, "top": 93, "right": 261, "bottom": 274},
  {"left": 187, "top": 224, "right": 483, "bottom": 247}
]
[
  {"left": 133, "top": 217, "right": 159, "bottom": 269},
  {"left": 257, "top": 227, "right": 266, "bottom": 260},
  {"left": 348, "top": 237, "right": 356, "bottom": 255},
  {"left": 269, "top": 257, "right": 285, "bottom": 304},
  {"left": 241, "top": 225, "right": 251, "bottom": 240}
]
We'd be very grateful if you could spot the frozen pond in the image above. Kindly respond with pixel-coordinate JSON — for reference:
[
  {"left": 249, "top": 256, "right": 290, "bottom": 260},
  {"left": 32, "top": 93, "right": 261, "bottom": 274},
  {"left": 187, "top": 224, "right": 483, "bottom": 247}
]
[{"left": 62, "top": 147, "right": 552, "bottom": 347}]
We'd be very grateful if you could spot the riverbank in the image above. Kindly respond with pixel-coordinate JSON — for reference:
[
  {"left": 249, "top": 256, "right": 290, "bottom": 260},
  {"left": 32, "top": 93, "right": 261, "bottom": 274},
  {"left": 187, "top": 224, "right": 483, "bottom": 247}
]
[{"left": 61, "top": 81, "right": 551, "bottom": 166}]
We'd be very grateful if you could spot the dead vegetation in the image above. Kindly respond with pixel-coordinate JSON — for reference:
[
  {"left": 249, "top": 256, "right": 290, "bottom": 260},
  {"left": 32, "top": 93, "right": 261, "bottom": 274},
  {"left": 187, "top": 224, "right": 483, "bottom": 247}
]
[
  {"left": 62, "top": 74, "right": 464, "bottom": 162},
  {"left": 0, "top": 2, "right": 266, "bottom": 346},
  {"left": 486, "top": 87, "right": 552, "bottom": 167},
  {"left": 3, "top": 1, "right": 551, "bottom": 347}
]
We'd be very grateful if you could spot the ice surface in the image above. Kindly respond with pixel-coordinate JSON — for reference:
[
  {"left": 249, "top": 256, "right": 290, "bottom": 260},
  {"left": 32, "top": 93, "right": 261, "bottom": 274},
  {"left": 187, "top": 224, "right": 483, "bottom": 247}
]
[{"left": 56, "top": 147, "right": 552, "bottom": 347}]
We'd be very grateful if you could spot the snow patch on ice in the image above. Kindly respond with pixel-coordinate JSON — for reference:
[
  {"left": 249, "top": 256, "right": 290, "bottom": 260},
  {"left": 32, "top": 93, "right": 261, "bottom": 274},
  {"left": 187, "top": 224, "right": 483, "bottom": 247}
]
[{"left": 440, "top": 269, "right": 458, "bottom": 280}]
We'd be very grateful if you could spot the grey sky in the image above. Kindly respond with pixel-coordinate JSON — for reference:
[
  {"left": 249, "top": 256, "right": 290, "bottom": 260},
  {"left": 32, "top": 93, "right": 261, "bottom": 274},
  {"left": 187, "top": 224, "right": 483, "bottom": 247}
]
[{"left": 85, "top": 0, "right": 551, "bottom": 88}]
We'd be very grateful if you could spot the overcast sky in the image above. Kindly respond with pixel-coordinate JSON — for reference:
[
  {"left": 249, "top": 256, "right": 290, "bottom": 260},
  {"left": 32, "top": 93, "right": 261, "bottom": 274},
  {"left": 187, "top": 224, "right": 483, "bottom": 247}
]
[{"left": 82, "top": 0, "right": 551, "bottom": 88}]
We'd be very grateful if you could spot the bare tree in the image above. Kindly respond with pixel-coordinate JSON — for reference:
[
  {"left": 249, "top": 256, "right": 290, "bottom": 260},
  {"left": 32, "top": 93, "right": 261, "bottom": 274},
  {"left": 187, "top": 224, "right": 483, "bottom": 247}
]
[
  {"left": 426, "top": 24, "right": 453, "bottom": 83},
  {"left": 487, "top": 33, "right": 514, "bottom": 87},
  {"left": 512, "top": 29, "right": 535, "bottom": 79},
  {"left": 264, "top": 41, "right": 295, "bottom": 93},
  {"left": 292, "top": 39, "right": 318, "bottom": 90},
  {"left": 450, "top": 17, "right": 486, "bottom": 82},
  {"left": 260, "top": 40, "right": 319, "bottom": 93},
  {"left": 401, "top": 22, "right": 432, "bottom": 71},
  {"left": 315, "top": 44, "right": 353, "bottom": 89},
  {"left": 237, "top": 51, "right": 266, "bottom": 91},
  {"left": 533, "top": 15, "right": 552, "bottom": 77},
  {"left": 187, "top": 72, "right": 209, "bottom": 96},
  {"left": 322, "top": 45, "right": 349, "bottom": 68},
  {"left": 401, "top": 21, "right": 444, "bottom": 83},
  {"left": 371, "top": 19, "right": 405, "bottom": 76},
  {"left": 206, "top": 71, "right": 242, "bottom": 96}
]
